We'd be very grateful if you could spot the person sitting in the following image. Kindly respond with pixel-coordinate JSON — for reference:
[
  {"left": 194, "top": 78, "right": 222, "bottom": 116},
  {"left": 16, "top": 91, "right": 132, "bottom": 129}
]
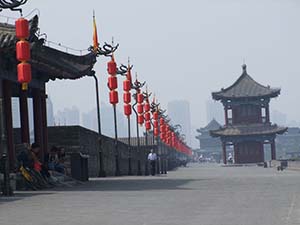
[{"left": 46, "top": 146, "right": 66, "bottom": 174}]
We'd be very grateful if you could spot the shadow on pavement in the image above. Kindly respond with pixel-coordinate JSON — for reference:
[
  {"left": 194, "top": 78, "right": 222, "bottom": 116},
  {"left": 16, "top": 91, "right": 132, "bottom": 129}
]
[
  {"left": 0, "top": 192, "right": 54, "bottom": 205},
  {"left": 62, "top": 178, "right": 208, "bottom": 192}
]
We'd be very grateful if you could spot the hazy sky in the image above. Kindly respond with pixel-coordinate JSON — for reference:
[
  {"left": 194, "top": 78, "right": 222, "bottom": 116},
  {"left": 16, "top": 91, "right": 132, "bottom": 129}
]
[{"left": 3, "top": 0, "right": 300, "bottom": 127}]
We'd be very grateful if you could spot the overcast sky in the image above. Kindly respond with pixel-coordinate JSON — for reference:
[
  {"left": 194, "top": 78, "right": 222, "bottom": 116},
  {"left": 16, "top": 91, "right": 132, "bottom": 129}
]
[{"left": 3, "top": 0, "right": 300, "bottom": 127}]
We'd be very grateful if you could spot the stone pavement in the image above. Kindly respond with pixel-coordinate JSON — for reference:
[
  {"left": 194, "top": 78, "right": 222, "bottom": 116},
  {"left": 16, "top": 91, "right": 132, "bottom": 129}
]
[{"left": 1, "top": 164, "right": 300, "bottom": 225}]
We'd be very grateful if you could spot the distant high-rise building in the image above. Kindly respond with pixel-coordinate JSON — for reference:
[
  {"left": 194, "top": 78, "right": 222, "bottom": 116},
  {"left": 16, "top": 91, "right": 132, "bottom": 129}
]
[
  {"left": 55, "top": 106, "right": 80, "bottom": 125},
  {"left": 206, "top": 99, "right": 224, "bottom": 124},
  {"left": 167, "top": 100, "right": 192, "bottom": 146},
  {"left": 271, "top": 110, "right": 287, "bottom": 126},
  {"left": 81, "top": 102, "right": 127, "bottom": 138}
]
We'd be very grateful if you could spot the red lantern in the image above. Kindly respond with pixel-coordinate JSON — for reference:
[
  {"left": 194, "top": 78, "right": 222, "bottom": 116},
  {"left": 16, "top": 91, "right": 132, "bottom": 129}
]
[
  {"left": 137, "top": 93, "right": 144, "bottom": 103},
  {"left": 138, "top": 115, "right": 144, "bottom": 125},
  {"left": 124, "top": 104, "right": 132, "bottom": 116},
  {"left": 16, "top": 40, "right": 30, "bottom": 62},
  {"left": 160, "top": 118, "right": 164, "bottom": 125},
  {"left": 160, "top": 133, "right": 165, "bottom": 140},
  {"left": 144, "top": 103, "right": 150, "bottom": 112},
  {"left": 109, "top": 90, "right": 118, "bottom": 104},
  {"left": 145, "top": 121, "right": 151, "bottom": 130},
  {"left": 154, "top": 120, "right": 159, "bottom": 128},
  {"left": 123, "top": 92, "right": 131, "bottom": 104},
  {"left": 123, "top": 80, "right": 131, "bottom": 91},
  {"left": 17, "top": 62, "right": 31, "bottom": 83},
  {"left": 144, "top": 112, "right": 151, "bottom": 121},
  {"left": 153, "top": 111, "right": 158, "bottom": 120},
  {"left": 107, "top": 58, "right": 117, "bottom": 75},
  {"left": 154, "top": 128, "right": 159, "bottom": 136},
  {"left": 15, "top": 18, "right": 29, "bottom": 39},
  {"left": 108, "top": 76, "right": 118, "bottom": 90},
  {"left": 137, "top": 104, "right": 144, "bottom": 114}
]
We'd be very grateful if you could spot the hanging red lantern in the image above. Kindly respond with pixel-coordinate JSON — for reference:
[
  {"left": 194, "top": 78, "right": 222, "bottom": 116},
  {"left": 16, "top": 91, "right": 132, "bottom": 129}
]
[
  {"left": 124, "top": 104, "right": 132, "bottom": 116},
  {"left": 107, "top": 57, "right": 117, "bottom": 75},
  {"left": 154, "top": 128, "right": 159, "bottom": 137},
  {"left": 144, "top": 102, "right": 150, "bottom": 112},
  {"left": 154, "top": 120, "right": 159, "bottom": 128},
  {"left": 145, "top": 121, "right": 151, "bottom": 130},
  {"left": 108, "top": 76, "right": 118, "bottom": 90},
  {"left": 15, "top": 18, "right": 29, "bottom": 39},
  {"left": 16, "top": 40, "right": 30, "bottom": 62},
  {"left": 123, "top": 92, "right": 131, "bottom": 104},
  {"left": 138, "top": 115, "right": 144, "bottom": 125},
  {"left": 17, "top": 62, "right": 31, "bottom": 83},
  {"left": 109, "top": 90, "right": 118, "bottom": 105},
  {"left": 137, "top": 104, "right": 144, "bottom": 114},
  {"left": 144, "top": 112, "right": 151, "bottom": 121},
  {"left": 137, "top": 93, "right": 144, "bottom": 103},
  {"left": 153, "top": 111, "right": 158, "bottom": 120},
  {"left": 123, "top": 80, "right": 131, "bottom": 91},
  {"left": 160, "top": 118, "right": 165, "bottom": 125}
]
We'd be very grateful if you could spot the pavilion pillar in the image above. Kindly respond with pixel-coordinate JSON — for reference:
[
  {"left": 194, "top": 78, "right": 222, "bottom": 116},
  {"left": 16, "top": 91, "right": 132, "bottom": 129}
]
[
  {"left": 222, "top": 141, "right": 227, "bottom": 164},
  {"left": 224, "top": 106, "right": 228, "bottom": 126},
  {"left": 0, "top": 79, "right": 8, "bottom": 159},
  {"left": 3, "top": 80, "right": 15, "bottom": 170},
  {"left": 266, "top": 104, "right": 270, "bottom": 123},
  {"left": 19, "top": 87, "right": 30, "bottom": 143},
  {"left": 234, "top": 143, "right": 238, "bottom": 163},
  {"left": 41, "top": 89, "right": 48, "bottom": 156},
  {"left": 271, "top": 139, "right": 276, "bottom": 160},
  {"left": 33, "top": 88, "right": 44, "bottom": 161}
]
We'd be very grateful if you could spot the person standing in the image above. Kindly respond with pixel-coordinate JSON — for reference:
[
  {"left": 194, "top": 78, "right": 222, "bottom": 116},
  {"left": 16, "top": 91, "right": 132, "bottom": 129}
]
[{"left": 148, "top": 149, "right": 157, "bottom": 176}]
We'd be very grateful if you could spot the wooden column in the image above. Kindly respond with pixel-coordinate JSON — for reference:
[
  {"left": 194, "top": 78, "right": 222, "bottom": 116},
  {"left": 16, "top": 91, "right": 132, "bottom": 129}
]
[
  {"left": 234, "top": 144, "right": 238, "bottom": 164},
  {"left": 222, "top": 142, "right": 227, "bottom": 164},
  {"left": 266, "top": 104, "right": 270, "bottom": 123},
  {"left": 0, "top": 79, "right": 7, "bottom": 159},
  {"left": 33, "top": 88, "right": 44, "bottom": 161},
  {"left": 271, "top": 139, "right": 276, "bottom": 160},
  {"left": 224, "top": 106, "right": 228, "bottom": 126},
  {"left": 3, "top": 80, "right": 15, "bottom": 170},
  {"left": 41, "top": 89, "right": 48, "bottom": 156},
  {"left": 19, "top": 87, "right": 30, "bottom": 143}
]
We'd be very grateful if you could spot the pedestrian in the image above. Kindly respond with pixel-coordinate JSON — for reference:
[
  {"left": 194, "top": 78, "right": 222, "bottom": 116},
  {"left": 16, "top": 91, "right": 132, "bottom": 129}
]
[{"left": 148, "top": 149, "right": 157, "bottom": 176}]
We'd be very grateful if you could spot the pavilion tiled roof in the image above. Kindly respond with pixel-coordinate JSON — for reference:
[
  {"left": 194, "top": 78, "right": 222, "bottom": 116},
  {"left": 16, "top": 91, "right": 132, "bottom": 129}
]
[
  {"left": 210, "top": 123, "right": 287, "bottom": 138},
  {"left": 203, "top": 119, "right": 221, "bottom": 131},
  {"left": 212, "top": 65, "right": 280, "bottom": 100},
  {"left": 0, "top": 15, "right": 96, "bottom": 81}
]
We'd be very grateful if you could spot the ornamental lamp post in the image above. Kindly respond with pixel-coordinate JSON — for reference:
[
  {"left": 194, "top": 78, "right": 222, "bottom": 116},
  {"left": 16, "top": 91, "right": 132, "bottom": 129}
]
[
  {"left": 132, "top": 75, "right": 145, "bottom": 175},
  {"left": 88, "top": 32, "right": 119, "bottom": 177},
  {"left": 107, "top": 53, "right": 121, "bottom": 176},
  {"left": 122, "top": 61, "right": 133, "bottom": 175},
  {"left": 143, "top": 88, "right": 151, "bottom": 176}
]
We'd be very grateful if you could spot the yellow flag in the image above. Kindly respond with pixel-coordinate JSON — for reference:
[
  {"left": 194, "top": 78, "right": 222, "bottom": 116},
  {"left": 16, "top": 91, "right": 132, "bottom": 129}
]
[{"left": 93, "top": 12, "right": 99, "bottom": 51}]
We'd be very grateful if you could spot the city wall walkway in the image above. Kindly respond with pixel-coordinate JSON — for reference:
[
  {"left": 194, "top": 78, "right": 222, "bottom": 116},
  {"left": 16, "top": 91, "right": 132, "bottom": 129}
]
[{"left": 1, "top": 164, "right": 300, "bottom": 225}]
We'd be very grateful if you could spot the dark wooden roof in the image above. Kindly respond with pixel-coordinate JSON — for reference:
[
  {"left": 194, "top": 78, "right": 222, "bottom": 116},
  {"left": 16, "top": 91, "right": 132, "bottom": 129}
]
[
  {"left": 202, "top": 119, "right": 221, "bottom": 131},
  {"left": 0, "top": 15, "right": 96, "bottom": 82},
  {"left": 210, "top": 123, "right": 287, "bottom": 138},
  {"left": 212, "top": 65, "right": 280, "bottom": 100}
]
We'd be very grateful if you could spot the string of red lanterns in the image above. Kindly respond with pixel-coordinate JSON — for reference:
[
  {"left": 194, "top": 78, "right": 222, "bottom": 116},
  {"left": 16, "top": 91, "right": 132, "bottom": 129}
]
[
  {"left": 136, "top": 85, "right": 144, "bottom": 126},
  {"left": 144, "top": 90, "right": 151, "bottom": 131},
  {"left": 123, "top": 66, "right": 132, "bottom": 117},
  {"left": 107, "top": 55, "right": 118, "bottom": 104},
  {"left": 15, "top": 17, "right": 31, "bottom": 90}
]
